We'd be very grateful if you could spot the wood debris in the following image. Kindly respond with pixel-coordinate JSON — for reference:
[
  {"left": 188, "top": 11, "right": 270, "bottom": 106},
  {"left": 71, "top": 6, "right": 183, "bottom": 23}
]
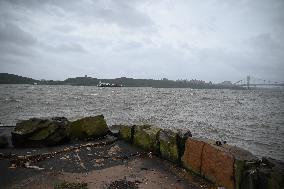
[{"left": 24, "top": 162, "right": 44, "bottom": 170}]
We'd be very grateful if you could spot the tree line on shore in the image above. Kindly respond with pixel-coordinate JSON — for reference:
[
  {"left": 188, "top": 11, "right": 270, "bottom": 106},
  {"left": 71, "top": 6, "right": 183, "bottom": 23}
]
[{"left": 0, "top": 73, "right": 241, "bottom": 89}]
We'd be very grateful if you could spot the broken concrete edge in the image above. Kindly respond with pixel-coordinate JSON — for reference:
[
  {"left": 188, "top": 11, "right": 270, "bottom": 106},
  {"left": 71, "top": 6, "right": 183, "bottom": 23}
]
[{"left": 117, "top": 125, "right": 284, "bottom": 189}]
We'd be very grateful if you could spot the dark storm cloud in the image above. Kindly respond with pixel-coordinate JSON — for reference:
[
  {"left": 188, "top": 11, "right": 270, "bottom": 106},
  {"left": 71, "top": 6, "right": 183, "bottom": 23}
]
[
  {"left": 0, "top": 43, "right": 36, "bottom": 57},
  {"left": 0, "top": 21, "right": 37, "bottom": 59},
  {"left": 2, "top": 0, "right": 154, "bottom": 28},
  {"left": 0, "top": 22, "right": 36, "bottom": 46},
  {"left": 0, "top": 1, "right": 37, "bottom": 60},
  {"left": 0, "top": 0, "right": 283, "bottom": 82}
]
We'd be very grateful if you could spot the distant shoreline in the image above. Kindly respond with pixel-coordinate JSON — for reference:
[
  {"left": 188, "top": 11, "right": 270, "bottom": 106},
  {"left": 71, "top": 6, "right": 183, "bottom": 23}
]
[
  {"left": 0, "top": 73, "right": 245, "bottom": 89},
  {"left": 1, "top": 83, "right": 284, "bottom": 91},
  {"left": 0, "top": 83, "right": 245, "bottom": 89}
]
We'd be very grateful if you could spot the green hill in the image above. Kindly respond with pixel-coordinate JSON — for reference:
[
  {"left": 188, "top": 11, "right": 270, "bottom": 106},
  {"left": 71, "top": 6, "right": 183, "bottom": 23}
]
[{"left": 0, "top": 73, "right": 38, "bottom": 84}]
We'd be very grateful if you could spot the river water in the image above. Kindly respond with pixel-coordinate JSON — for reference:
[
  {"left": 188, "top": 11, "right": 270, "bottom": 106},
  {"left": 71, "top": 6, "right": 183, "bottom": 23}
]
[{"left": 0, "top": 84, "right": 283, "bottom": 161}]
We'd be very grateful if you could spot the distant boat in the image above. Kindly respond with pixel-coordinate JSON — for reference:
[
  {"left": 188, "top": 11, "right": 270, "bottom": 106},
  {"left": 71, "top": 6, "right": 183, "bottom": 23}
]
[
  {"left": 33, "top": 82, "right": 38, "bottom": 85},
  {"left": 97, "top": 81, "right": 122, "bottom": 87}
]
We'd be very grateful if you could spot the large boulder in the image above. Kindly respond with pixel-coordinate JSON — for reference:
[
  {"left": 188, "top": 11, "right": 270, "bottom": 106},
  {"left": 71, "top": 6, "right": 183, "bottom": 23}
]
[
  {"left": 181, "top": 137, "right": 206, "bottom": 174},
  {"left": 261, "top": 158, "right": 284, "bottom": 189},
  {"left": 0, "top": 135, "right": 8, "bottom": 148},
  {"left": 177, "top": 130, "right": 192, "bottom": 162},
  {"left": 133, "top": 125, "right": 161, "bottom": 153},
  {"left": 69, "top": 115, "right": 109, "bottom": 140},
  {"left": 240, "top": 158, "right": 284, "bottom": 189},
  {"left": 118, "top": 125, "right": 133, "bottom": 143},
  {"left": 12, "top": 117, "right": 69, "bottom": 147},
  {"left": 108, "top": 125, "right": 122, "bottom": 137},
  {"left": 159, "top": 129, "right": 179, "bottom": 163},
  {"left": 228, "top": 146, "right": 257, "bottom": 189},
  {"left": 201, "top": 141, "right": 235, "bottom": 189},
  {"left": 181, "top": 138, "right": 258, "bottom": 189}
]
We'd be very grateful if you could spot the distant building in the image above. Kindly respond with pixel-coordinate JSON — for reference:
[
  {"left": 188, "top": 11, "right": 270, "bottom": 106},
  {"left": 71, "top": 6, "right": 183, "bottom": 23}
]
[
  {"left": 97, "top": 81, "right": 122, "bottom": 87},
  {"left": 188, "top": 79, "right": 206, "bottom": 85},
  {"left": 219, "top": 81, "right": 233, "bottom": 86}
]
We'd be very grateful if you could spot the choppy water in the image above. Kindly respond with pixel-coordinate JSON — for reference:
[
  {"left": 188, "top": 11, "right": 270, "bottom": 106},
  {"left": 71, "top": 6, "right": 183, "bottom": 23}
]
[{"left": 0, "top": 84, "right": 283, "bottom": 161}]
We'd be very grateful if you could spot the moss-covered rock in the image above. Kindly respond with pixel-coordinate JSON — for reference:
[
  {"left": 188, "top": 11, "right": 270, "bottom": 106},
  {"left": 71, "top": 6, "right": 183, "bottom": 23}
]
[
  {"left": 133, "top": 125, "right": 161, "bottom": 153},
  {"left": 159, "top": 129, "right": 179, "bottom": 163},
  {"left": 12, "top": 117, "right": 69, "bottom": 147},
  {"left": 69, "top": 115, "right": 109, "bottom": 140},
  {"left": 235, "top": 159, "right": 246, "bottom": 189},
  {"left": 227, "top": 146, "right": 258, "bottom": 189},
  {"left": 0, "top": 135, "right": 8, "bottom": 148},
  {"left": 118, "top": 125, "right": 133, "bottom": 143}
]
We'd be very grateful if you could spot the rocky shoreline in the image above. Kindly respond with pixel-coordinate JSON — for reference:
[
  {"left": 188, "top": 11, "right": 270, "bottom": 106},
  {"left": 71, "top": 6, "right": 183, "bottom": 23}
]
[{"left": 0, "top": 115, "right": 283, "bottom": 189}]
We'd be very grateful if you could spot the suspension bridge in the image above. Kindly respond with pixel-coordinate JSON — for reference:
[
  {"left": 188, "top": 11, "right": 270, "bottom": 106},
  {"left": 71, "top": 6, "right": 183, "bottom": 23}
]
[{"left": 233, "top": 75, "right": 284, "bottom": 89}]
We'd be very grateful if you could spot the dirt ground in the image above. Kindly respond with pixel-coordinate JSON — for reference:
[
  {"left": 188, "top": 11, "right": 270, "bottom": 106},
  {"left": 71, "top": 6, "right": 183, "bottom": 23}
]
[{"left": 0, "top": 128, "right": 215, "bottom": 189}]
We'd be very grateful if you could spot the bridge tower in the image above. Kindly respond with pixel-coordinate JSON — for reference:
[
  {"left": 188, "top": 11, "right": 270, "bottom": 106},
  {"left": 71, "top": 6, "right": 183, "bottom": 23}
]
[{"left": 246, "top": 75, "right": 250, "bottom": 89}]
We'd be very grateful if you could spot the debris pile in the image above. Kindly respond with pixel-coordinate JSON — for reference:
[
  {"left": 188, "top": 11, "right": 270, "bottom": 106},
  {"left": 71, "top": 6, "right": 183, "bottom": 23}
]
[
  {"left": 54, "top": 181, "right": 88, "bottom": 189},
  {"left": 107, "top": 178, "right": 140, "bottom": 189}
]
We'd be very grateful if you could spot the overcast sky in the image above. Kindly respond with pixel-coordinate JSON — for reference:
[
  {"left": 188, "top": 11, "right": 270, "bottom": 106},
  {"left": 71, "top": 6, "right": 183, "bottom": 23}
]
[{"left": 0, "top": 0, "right": 283, "bottom": 83}]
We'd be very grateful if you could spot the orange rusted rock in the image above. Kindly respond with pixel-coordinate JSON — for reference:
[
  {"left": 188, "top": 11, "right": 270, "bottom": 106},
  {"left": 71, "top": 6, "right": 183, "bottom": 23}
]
[
  {"left": 201, "top": 142, "right": 235, "bottom": 189},
  {"left": 181, "top": 138, "right": 206, "bottom": 174},
  {"left": 181, "top": 137, "right": 257, "bottom": 189}
]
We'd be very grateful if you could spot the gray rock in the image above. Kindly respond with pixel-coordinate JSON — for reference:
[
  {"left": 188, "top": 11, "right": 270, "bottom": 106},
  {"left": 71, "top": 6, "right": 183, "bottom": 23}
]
[
  {"left": 118, "top": 125, "right": 133, "bottom": 142},
  {"left": 12, "top": 117, "right": 69, "bottom": 147},
  {"left": 240, "top": 158, "right": 284, "bottom": 189},
  {"left": 133, "top": 125, "right": 161, "bottom": 153},
  {"left": 159, "top": 129, "right": 179, "bottom": 163},
  {"left": 177, "top": 129, "right": 192, "bottom": 162},
  {"left": 68, "top": 115, "right": 109, "bottom": 140},
  {"left": 0, "top": 135, "right": 8, "bottom": 148}
]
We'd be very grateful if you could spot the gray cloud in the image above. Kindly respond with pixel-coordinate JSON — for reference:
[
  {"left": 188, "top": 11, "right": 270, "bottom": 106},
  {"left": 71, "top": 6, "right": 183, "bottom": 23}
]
[
  {"left": 247, "top": 33, "right": 282, "bottom": 52},
  {"left": 3, "top": 0, "right": 154, "bottom": 29},
  {"left": 40, "top": 43, "right": 87, "bottom": 54},
  {"left": 0, "top": 43, "right": 36, "bottom": 57},
  {"left": 0, "top": 21, "right": 37, "bottom": 59},
  {"left": 0, "top": 22, "right": 36, "bottom": 46},
  {"left": 0, "top": 0, "right": 283, "bottom": 82},
  {"left": 52, "top": 24, "right": 77, "bottom": 33}
]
